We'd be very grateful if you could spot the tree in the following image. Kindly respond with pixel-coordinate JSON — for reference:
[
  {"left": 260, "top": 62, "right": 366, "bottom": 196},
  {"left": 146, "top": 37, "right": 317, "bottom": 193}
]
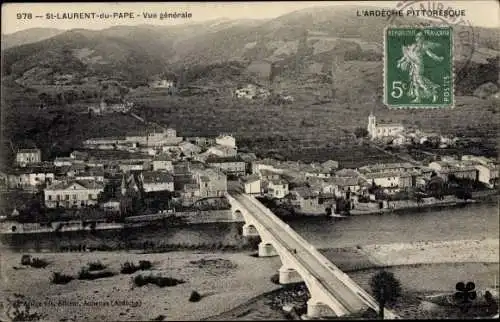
[
  {"left": 370, "top": 270, "right": 402, "bottom": 319},
  {"left": 354, "top": 127, "right": 369, "bottom": 139}
]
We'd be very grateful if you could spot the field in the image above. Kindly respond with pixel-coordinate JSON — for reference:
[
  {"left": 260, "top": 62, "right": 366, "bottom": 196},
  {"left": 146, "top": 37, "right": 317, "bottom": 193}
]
[
  {"left": 127, "top": 89, "right": 498, "bottom": 164},
  {"left": 2, "top": 82, "right": 498, "bottom": 168}
]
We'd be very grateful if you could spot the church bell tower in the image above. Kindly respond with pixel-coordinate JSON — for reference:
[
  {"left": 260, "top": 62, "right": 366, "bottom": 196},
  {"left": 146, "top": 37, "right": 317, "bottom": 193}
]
[{"left": 368, "top": 112, "right": 376, "bottom": 139}]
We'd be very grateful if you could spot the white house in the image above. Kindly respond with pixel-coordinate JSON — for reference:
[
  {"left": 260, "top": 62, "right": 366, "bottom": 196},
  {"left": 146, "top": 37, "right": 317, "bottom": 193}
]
[
  {"left": 178, "top": 141, "right": 202, "bottom": 158},
  {"left": 125, "top": 128, "right": 182, "bottom": 147},
  {"left": 206, "top": 155, "right": 246, "bottom": 176},
  {"left": 152, "top": 155, "right": 174, "bottom": 171},
  {"left": 54, "top": 157, "right": 75, "bottom": 167},
  {"left": 44, "top": 180, "right": 104, "bottom": 208},
  {"left": 16, "top": 149, "right": 42, "bottom": 167},
  {"left": 215, "top": 134, "right": 236, "bottom": 149},
  {"left": 267, "top": 179, "right": 289, "bottom": 199},
  {"left": 119, "top": 161, "right": 146, "bottom": 173},
  {"left": 461, "top": 155, "right": 499, "bottom": 188},
  {"left": 207, "top": 145, "right": 237, "bottom": 157},
  {"left": 428, "top": 160, "right": 479, "bottom": 182},
  {"left": 367, "top": 113, "right": 404, "bottom": 140},
  {"left": 140, "top": 171, "right": 175, "bottom": 192},
  {"left": 241, "top": 175, "right": 261, "bottom": 195},
  {"left": 7, "top": 171, "right": 55, "bottom": 190}
]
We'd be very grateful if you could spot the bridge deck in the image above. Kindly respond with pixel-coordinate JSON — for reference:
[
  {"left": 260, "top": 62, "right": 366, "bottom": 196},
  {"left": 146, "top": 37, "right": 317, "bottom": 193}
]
[
  {"left": 230, "top": 191, "right": 399, "bottom": 319},
  {"left": 233, "top": 192, "right": 368, "bottom": 314}
]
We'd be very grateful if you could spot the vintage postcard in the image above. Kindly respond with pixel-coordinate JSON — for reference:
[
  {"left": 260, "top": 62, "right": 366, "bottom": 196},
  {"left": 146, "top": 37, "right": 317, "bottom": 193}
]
[{"left": 0, "top": 1, "right": 498, "bottom": 321}]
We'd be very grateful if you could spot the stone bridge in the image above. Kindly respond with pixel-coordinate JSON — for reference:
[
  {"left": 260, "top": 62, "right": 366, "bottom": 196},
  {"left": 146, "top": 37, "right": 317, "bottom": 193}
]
[{"left": 227, "top": 191, "right": 399, "bottom": 319}]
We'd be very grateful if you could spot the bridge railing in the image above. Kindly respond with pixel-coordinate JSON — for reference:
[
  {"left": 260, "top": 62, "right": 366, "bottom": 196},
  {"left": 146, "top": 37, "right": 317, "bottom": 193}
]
[{"left": 245, "top": 194, "right": 382, "bottom": 310}]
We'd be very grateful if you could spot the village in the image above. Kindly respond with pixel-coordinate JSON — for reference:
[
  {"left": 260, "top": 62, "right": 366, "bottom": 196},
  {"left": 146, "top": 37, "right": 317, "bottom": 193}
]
[{"left": 0, "top": 110, "right": 497, "bottom": 233}]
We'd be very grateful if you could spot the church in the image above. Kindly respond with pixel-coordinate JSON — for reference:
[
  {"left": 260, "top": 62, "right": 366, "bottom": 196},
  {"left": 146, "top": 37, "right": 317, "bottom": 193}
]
[{"left": 367, "top": 113, "right": 404, "bottom": 140}]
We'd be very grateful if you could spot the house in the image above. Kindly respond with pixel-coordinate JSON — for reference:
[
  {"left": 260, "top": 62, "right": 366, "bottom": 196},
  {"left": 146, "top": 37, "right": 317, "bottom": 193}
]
[
  {"left": 119, "top": 161, "right": 146, "bottom": 173},
  {"left": 150, "top": 79, "right": 175, "bottom": 89},
  {"left": 215, "top": 134, "right": 236, "bottom": 149},
  {"left": 44, "top": 180, "right": 104, "bottom": 208},
  {"left": 70, "top": 151, "right": 89, "bottom": 161},
  {"left": 259, "top": 169, "right": 282, "bottom": 181},
  {"left": 207, "top": 145, "right": 238, "bottom": 158},
  {"left": 206, "top": 155, "right": 246, "bottom": 176},
  {"left": 358, "top": 162, "right": 427, "bottom": 189},
  {"left": 235, "top": 84, "right": 258, "bottom": 99},
  {"left": 192, "top": 168, "right": 228, "bottom": 198},
  {"left": 178, "top": 141, "right": 202, "bottom": 158},
  {"left": 74, "top": 168, "right": 105, "bottom": 183},
  {"left": 367, "top": 113, "right": 404, "bottom": 140},
  {"left": 124, "top": 128, "right": 183, "bottom": 147},
  {"left": 16, "top": 149, "right": 42, "bottom": 167},
  {"left": 251, "top": 160, "right": 285, "bottom": 176},
  {"left": 304, "top": 164, "right": 333, "bottom": 179},
  {"left": 152, "top": 154, "right": 174, "bottom": 171},
  {"left": 322, "top": 160, "right": 340, "bottom": 172},
  {"left": 267, "top": 179, "right": 289, "bottom": 199},
  {"left": 234, "top": 84, "right": 270, "bottom": 100},
  {"left": 289, "top": 187, "right": 322, "bottom": 214},
  {"left": 240, "top": 175, "right": 261, "bottom": 195},
  {"left": 362, "top": 171, "right": 402, "bottom": 189},
  {"left": 326, "top": 176, "right": 366, "bottom": 199},
  {"left": 461, "top": 155, "right": 499, "bottom": 188},
  {"left": 186, "top": 137, "right": 216, "bottom": 148},
  {"left": 140, "top": 171, "right": 175, "bottom": 192},
  {"left": 54, "top": 157, "right": 75, "bottom": 167},
  {"left": 7, "top": 170, "right": 55, "bottom": 190},
  {"left": 428, "top": 160, "right": 479, "bottom": 182},
  {"left": 239, "top": 152, "right": 258, "bottom": 173},
  {"left": 101, "top": 200, "right": 121, "bottom": 213}
]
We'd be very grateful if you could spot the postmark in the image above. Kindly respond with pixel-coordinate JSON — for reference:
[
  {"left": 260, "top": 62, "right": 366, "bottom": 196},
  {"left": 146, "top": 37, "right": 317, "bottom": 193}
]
[{"left": 384, "top": 26, "right": 454, "bottom": 109}]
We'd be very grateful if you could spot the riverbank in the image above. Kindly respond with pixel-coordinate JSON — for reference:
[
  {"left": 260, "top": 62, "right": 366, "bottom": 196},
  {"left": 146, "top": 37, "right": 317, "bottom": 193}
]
[
  {"left": 209, "top": 239, "right": 499, "bottom": 320},
  {"left": 0, "top": 249, "right": 282, "bottom": 321},
  {"left": 2, "top": 238, "right": 498, "bottom": 321},
  {"left": 350, "top": 196, "right": 482, "bottom": 216}
]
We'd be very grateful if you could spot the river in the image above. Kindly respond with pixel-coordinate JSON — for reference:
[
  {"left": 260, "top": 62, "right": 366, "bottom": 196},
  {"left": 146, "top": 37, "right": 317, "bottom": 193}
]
[{"left": 1, "top": 203, "right": 498, "bottom": 252}]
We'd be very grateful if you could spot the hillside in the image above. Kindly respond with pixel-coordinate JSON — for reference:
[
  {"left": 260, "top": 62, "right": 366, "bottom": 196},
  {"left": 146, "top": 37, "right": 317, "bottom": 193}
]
[
  {"left": 1, "top": 28, "right": 64, "bottom": 49},
  {"left": 3, "top": 5, "right": 499, "bottom": 90}
]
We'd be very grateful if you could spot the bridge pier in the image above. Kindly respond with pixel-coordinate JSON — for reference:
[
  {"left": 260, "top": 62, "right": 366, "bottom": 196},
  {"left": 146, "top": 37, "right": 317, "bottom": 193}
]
[
  {"left": 279, "top": 266, "right": 303, "bottom": 284},
  {"left": 306, "top": 299, "right": 329, "bottom": 319},
  {"left": 242, "top": 224, "right": 259, "bottom": 237},
  {"left": 258, "top": 242, "right": 278, "bottom": 257}
]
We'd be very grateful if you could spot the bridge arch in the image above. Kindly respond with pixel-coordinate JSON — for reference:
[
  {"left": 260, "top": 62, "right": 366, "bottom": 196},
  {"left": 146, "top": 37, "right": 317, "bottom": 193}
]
[{"left": 225, "top": 193, "right": 393, "bottom": 319}]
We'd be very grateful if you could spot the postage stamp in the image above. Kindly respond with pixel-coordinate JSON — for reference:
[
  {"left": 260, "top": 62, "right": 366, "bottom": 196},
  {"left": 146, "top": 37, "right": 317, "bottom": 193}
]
[{"left": 384, "top": 26, "right": 454, "bottom": 109}]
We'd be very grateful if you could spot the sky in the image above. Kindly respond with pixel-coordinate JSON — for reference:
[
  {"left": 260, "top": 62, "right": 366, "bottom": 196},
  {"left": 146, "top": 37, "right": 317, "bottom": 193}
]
[{"left": 2, "top": 1, "right": 499, "bottom": 35}]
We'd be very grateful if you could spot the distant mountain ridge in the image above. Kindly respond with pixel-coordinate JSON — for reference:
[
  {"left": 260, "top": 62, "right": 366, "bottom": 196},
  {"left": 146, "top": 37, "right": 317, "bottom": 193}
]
[
  {"left": 1, "top": 27, "right": 65, "bottom": 49},
  {"left": 2, "top": 6, "right": 498, "bottom": 92}
]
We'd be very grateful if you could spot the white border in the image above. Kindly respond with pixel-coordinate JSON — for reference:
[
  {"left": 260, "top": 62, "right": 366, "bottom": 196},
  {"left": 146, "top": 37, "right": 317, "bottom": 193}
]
[{"left": 383, "top": 25, "right": 455, "bottom": 109}]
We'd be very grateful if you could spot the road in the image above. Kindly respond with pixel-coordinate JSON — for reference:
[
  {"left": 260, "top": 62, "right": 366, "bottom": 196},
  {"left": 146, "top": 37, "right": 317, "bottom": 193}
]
[{"left": 232, "top": 192, "right": 369, "bottom": 315}]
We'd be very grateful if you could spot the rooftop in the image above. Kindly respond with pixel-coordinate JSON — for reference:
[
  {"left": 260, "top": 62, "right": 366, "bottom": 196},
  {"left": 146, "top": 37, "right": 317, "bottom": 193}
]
[
  {"left": 335, "top": 169, "right": 361, "bottom": 177},
  {"left": 260, "top": 169, "right": 281, "bottom": 176},
  {"left": 46, "top": 179, "right": 104, "bottom": 191},
  {"left": 153, "top": 154, "right": 174, "bottom": 161},
  {"left": 270, "top": 179, "right": 288, "bottom": 186},
  {"left": 17, "top": 148, "right": 41, "bottom": 154},
  {"left": 206, "top": 155, "right": 244, "bottom": 163},
  {"left": 240, "top": 174, "right": 260, "bottom": 183},
  {"left": 359, "top": 162, "right": 417, "bottom": 173},
  {"left": 328, "top": 176, "right": 365, "bottom": 187},
  {"left": 292, "top": 187, "right": 317, "bottom": 199},
  {"left": 377, "top": 123, "right": 404, "bottom": 128},
  {"left": 142, "top": 171, "right": 174, "bottom": 183}
]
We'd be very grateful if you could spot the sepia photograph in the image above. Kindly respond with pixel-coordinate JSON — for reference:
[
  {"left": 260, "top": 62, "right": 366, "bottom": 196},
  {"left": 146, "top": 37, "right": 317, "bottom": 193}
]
[{"left": 0, "top": 1, "right": 498, "bottom": 321}]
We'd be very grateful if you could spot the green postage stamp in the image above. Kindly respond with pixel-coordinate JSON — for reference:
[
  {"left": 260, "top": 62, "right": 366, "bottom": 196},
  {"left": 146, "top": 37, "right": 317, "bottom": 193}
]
[{"left": 384, "top": 26, "right": 454, "bottom": 108}]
